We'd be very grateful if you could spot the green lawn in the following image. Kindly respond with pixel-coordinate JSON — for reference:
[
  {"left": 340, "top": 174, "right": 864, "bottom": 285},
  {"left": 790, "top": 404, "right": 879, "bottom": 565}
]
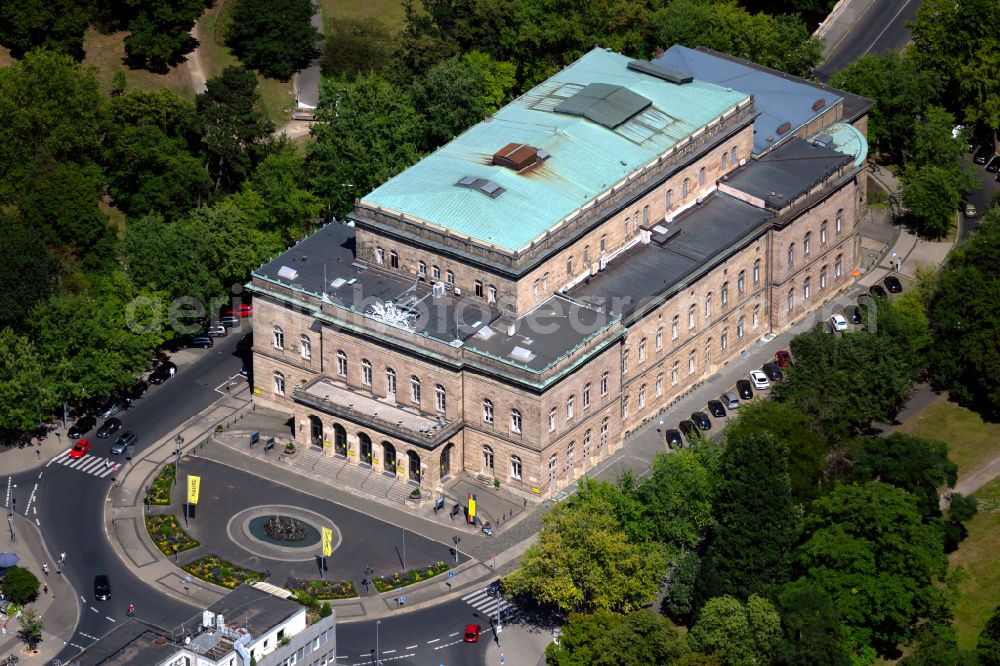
[
  {"left": 318, "top": 0, "right": 408, "bottom": 30},
  {"left": 950, "top": 477, "right": 1000, "bottom": 649},
  {"left": 895, "top": 395, "right": 1000, "bottom": 478}
]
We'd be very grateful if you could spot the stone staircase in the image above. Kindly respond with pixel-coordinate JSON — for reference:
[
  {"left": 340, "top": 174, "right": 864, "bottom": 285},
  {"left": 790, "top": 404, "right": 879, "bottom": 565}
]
[{"left": 289, "top": 447, "right": 414, "bottom": 505}]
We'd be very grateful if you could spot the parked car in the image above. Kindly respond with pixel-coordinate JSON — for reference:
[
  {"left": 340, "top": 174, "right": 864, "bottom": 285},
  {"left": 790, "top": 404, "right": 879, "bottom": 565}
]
[
  {"left": 149, "top": 361, "right": 177, "bottom": 384},
  {"left": 762, "top": 362, "right": 784, "bottom": 382},
  {"left": 97, "top": 397, "right": 128, "bottom": 419},
  {"left": 829, "top": 313, "right": 849, "bottom": 332},
  {"left": 127, "top": 381, "right": 148, "bottom": 403},
  {"left": 720, "top": 392, "right": 740, "bottom": 410},
  {"left": 190, "top": 335, "right": 214, "bottom": 349},
  {"left": 94, "top": 575, "right": 111, "bottom": 601},
  {"left": 749, "top": 370, "right": 770, "bottom": 391},
  {"left": 220, "top": 315, "right": 241, "bottom": 328},
  {"left": 69, "top": 439, "right": 92, "bottom": 459},
  {"left": 846, "top": 306, "right": 862, "bottom": 325},
  {"left": 735, "top": 380, "right": 753, "bottom": 400},
  {"left": 207, "top": 324, "right": 227, "bottom": 337},
  {"left": 68, "top": 416, "right": 96, "bottom": 439},
  {"left": 678, "top": 420, "right": 700, "bottom": 441},
  {"left": 664, "top": 428, "right": 683, "bottom": 448},
  {"left": 965, "top": 203, "right": 978, "bottom": 218},
  {"left": 884, "top": 275, "right": 903, "bottom": 293},
  {"left": 691, "top": 411, "right": 712, "bottom": 431},
  {"left": 974, "top": 144, "right": 993, "bottom": 164},
  {"left": 706, "top": 400, "right": 726, "bottom": 418},
  {"left": 237, "top": 332, "right": 253, "bottom": 352},
  {"left": 223, "top": 303, "right": 253, "bottom": 318},
  {"left": 486, "top": 581, "right": 502, "bottom": 598},
  {"left": 870, "top": 284, "right": 888, "bottom": 299},
  {"left": 95, "top": 418, "right": 122, "bottom": 439},
  {"left": 464, "top": 624, "right": 481, "bottom": 643},
  {"left": 774, "top": 350, "right": 793, "bottom": 368},
  {"left": 987, "top": 156, "right": 1000, "bottom": 173},
  {"left": 111, "top": 431, "right": 137, "bottom": 455}
]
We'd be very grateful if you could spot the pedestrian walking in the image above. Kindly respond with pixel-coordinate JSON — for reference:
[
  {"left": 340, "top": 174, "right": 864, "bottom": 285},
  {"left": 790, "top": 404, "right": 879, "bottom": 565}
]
[
  {"left": 42, "top": 563, "right": 48, "bottom": 575},
  {"left": 59, "top": 551, "right": 66, "bottom": 564},
  {"left": 43, "top": 583, "right": 48, "bottom": 595},
  {"left": 36, "top": 450, "right": 41, "bottom": 460}
]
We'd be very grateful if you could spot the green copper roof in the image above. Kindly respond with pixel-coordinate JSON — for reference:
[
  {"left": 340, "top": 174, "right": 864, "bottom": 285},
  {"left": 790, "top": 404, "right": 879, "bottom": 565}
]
[
  {"left": 360, "top": 48, "right": 750, "bottom": 253},
  {"left": 812, "top": 122, "right": 869, "bottom": 168}
]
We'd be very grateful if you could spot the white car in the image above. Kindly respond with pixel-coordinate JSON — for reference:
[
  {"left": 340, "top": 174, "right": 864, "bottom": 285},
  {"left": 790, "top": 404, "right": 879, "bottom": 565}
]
[
  {"left": 749, "top": 370, "right": 770, "bottom": 391},
  {"left": 829, "top": 313, "right": 849, "bottom": 332}
]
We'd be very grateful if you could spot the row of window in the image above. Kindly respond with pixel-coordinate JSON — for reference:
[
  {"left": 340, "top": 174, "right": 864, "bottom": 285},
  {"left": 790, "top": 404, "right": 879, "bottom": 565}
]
[
  {"left": 376, "top": 248, "right": 500, "bottom": 303},
  {"left": 786, "top": 256, "right": 844, "bottom": 312},
  {"left": 483, "top": 417, "right": 610, "bottom": 480},
  {"left": 664, "top": 146, "right": 738, "bottom": 211},
  {"left": 786, "top": 210, "right": 844, "bottom": 268}
]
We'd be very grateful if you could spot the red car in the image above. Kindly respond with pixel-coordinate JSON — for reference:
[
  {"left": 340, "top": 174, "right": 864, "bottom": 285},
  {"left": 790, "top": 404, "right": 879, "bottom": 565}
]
[
  {"left": 223, "top": 303, "right": 253, "bottom": 318},
  {"left": 463, "top": 624, "right": 481, "bottom": 643},
  {"left": 69, "top": 439, "right": 92, "bottom": 459},
  {"left": 774, "top": 350, "right": 793, "bottom": 368}
]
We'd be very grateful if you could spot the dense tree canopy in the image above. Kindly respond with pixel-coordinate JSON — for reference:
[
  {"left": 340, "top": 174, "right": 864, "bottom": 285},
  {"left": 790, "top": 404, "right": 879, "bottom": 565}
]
[
  {"left": 688, "top": 594, "right": 782, "bottom": 666},
  {"left": 0, "top": 218, "right": 60, "bottom": 331},
  {"left": 852, "top": 433, "right": 957, "bottom": 518},
  {"left": 927, "top": 208, "right": 1000, "bottom": 421},
  {"left": 226, "top": 0, "right": 320, "bottom": 81},
  {"left": 121, "top": 0, "right": 204, "bottom": 73},
  {"left": 545, "top": 609, "right": 692, "bottom": 666},
  {"left": 0, "top": 329, "right": 58, "bottom": 433},
  {"left": 978, "top": 605, "right": 1000, "bottom": 666},
  {"left": 504, "top": 492, "right": 668, "bottom": 613},
  {"left": 0, "top": 0, "right": 94, "bottom": 59},
  {"left": 773, "top": 581, "right": 850, "bottom": 666},
  {"left": 323, "top": 17, "right": 400, "bottom": 79}
]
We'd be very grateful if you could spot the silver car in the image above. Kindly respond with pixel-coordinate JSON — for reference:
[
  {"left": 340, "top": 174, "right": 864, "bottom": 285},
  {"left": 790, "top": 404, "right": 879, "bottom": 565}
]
[{"left": 111, "top": 431, "right": 137, "bottom": 455}]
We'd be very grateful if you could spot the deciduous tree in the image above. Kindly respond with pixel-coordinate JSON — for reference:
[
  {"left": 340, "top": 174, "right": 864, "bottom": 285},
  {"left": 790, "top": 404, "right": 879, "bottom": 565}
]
[
  {"left": 852, "top": 433, "right": 957, "bottom": 518},
  {"left": 0, "top": 0, "right": 94, "bottom": 59},
  {"left": 122, "top": 0, "right": 204, "bottom": 73},
  {"left": 978, "top": 605, "right": 1000, "bottom": 666},
  {"left": 18, "top": 161, "right": 109, "bottom": 252},
  {"left": 0, "top": 329, "right": 57, "bottom": 433},
  {"left": 546, "top": 609, "right": 691, "bottom": 666},
  {"left": 0, "top": 218, "right": 60, "bottom": 331},
  {"left": 323, "top": 17, "right": 399, "bottom": 79},
  {"left": 773, "top": 580, "right": 850, "bottom": 666},
  {"left": 226, "top": 0, "right": 320, "bottom": 81},
  {"left": 688, "top": 594, "right": 781, "bottom": 666},
  {"left": 0, "top": 566, "right": 40, "bottom": 604}
]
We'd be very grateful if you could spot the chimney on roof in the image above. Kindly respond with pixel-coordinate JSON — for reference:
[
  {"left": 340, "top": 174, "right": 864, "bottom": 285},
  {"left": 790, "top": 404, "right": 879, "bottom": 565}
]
[
  {"left": 506, "top": 322, "right": 516, "bottom": 337},
  {"left": 492, "top": 143, "right": 548, "bottom": 172}
]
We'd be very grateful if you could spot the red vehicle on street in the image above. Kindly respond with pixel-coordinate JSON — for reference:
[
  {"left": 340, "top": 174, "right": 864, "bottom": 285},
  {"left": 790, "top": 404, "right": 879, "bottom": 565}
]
[
  {"left": 774, "top": 350, "right": 793, "bottom": 368},
  {"left": 464, "top": 624, "right": 481, "bottom": 643},
  {"left": 69, "top": 438, "right": 92, "bottom": 459},
  {"left": 223, "top": 303, "right": 253, "bottom": 318}
]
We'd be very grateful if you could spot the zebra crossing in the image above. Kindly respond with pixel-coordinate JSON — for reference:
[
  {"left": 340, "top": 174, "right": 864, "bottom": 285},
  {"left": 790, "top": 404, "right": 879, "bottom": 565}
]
[
  {"left": 462, "top": 586, "right": 515, "bottom": 618},
  {"left": 52, "top": 450, "right": 120, "bottom": 478}
]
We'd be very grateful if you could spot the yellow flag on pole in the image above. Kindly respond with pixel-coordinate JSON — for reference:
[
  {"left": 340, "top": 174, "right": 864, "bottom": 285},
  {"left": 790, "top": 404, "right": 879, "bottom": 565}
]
[
  {"left": 322, "top": 527, "right": 333, "bottom": 557},
  {"left": 187, "top": 475, "right": 201, "bottom": 505}
]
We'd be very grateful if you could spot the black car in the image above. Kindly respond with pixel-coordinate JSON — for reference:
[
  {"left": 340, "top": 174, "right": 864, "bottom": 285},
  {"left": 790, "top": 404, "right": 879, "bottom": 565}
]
[
  {"left": 884, "top": 275, "right": 903, "bottom": 293},
  {"left": 974, "top": 144, "right": 994, "bottom": 165},
  {"left": 97, "top": 397, "right": 128, "bottom": 419},
  {"left": 664, "top": 428, "right": 683, "bottom": 449},
  {"left": 148, "top": 361, "right": 177, "bottom": 385},
  {"left": 987, "top": 156, "right": 1000, "bottom": 173},
  {"left": 736, "top": 379, "right": 753, "bottom": 400},
  {"left": 869, "top": 284, "right": 888, "bottom": 299},
  {"left": 94, "top": 575, "right": 111, "bottom": 601},
  {"left": 111, "top": 431, "right": 137, "bottom": 455},
  {"left": 127, "top": 381, "right": 148, "bottom": 403},
  {"left": 706, "top": 400, "right": 726, "bottom": 418},
  {"left": 190, "top": 335, "right": 214, "bottom": 349},
  {"left": 762, "top": 362, "right": 784, "bottom": 382},
  {"left": 678, "top": 420, "right": 700, "bottom": 441},
  {"left": 68, "top": 416, "right": 96, "bottom": 439},
  {"left": 237, "top": 332, "right": 253, "bottom": 352},
  {"left": 220, "top": 315, "right": 240, "bottom": 328},
  {"left": 486, "top": 580, "right": 502, "bottom": 598},
  {"left": 95, "top": 418, "right": 123, "bottom": 439},
  {"left": 846, "top": 305, "right": 862, "bottom": 325},
  {"left": 691, "top": 411, "right": 712, "bottom": 431}
]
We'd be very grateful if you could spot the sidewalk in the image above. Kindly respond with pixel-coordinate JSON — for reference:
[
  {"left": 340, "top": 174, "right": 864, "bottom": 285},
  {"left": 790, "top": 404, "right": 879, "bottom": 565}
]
[
  {"left": 0, "top": 513, "right": 78, "bottom": 662},
  {"left": 815, "top": 0, "right": 877, "bottom": 56}
]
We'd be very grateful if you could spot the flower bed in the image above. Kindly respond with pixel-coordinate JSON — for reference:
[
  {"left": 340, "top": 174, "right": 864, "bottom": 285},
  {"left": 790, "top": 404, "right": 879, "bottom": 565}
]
[
  {"left": 146, "top": 464, "right": 176, "bottom": 505},
  {"left": 183, "top": 555, "right": 266, "bottom": 589},
  {"left": 286, "top": 577, "right": 357, "bottom": 600},
  {"left": 372, "top": 561, "right": 450, "bottom": 592},
  {"left": 145, "top": 514, "right": 200, "bottom": 556}
]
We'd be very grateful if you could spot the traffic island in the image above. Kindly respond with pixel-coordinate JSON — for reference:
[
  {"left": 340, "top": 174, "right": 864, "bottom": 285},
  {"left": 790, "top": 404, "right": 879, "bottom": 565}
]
[
  {"left": 372, "top": 562, "right": 450, "bottom": 592},
  {"left": 286, "top": 577, "right": 357, "bottom": 600},
  {"left": 182, "top": 555, "right": 267, "bottom": 589},
  {"left": 146, "top": 463, "right": 176, "bottom": 505},
  {"left": 145, "top": 513, "right": 200, "bottom": 556}
]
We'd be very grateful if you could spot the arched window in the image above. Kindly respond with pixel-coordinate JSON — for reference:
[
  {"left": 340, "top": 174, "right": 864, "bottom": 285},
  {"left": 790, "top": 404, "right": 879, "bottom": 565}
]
[
  {"left": 566, "top": 256, "right": 573, "bottom": 275},
  {"left": 622, "top": 348, "right": 629, "bottom": 374},
  {"left": 638, "top": 338, "right": 646, "bottom": 362},
  {"left": 389, "top": 250, "right": 398, "bottom": 268},
  {"left": 721, "top": 152, "right": 728, "bottom": 169},
  {"left": 566, "top": 395, "right": 575, "bottom": 420},
  {"left": 787, "top": 243, "right": 795, "bottom": 268},
  {"left": 672, "top": 315, "right": 679, "bottom": 340},
  {"left": 361, "top": 359, "right": 372, "bottom": 385},
  {"left": 600, "top": 234, "right": 607, "bottom": 252},
  {"left": 600, "top": 417, "right": 609, "bottom": 448},
  {"left": 721, "top": 329, "right": 728, "bottom": 351},
  {"left": 548, "top": 454, "right": 558, "bottom": 481},
  {"left": 638, "top": 384, "right": 646, "bottom": 408},
  {"left": 300, "top": 334, "right": 311, "bottom": 360},
  {"left": 655, "top": 327, "right": 663, "bottom": 351},
  {"left": 567, "top": 442, "right": 575, "bottom": 469},
  {"left": 432, "top": 265, "right": 441, "bottom": 280},
  {"left": 738, "top": 270, "right": 746, "bottom": 295},
  {"left": 583, "top": 383, "right": 591, "bottom": 408},
  {"left": 336, "top": 350, "right": 347, "bottom": 377},
  {"left": 787, "top": 289, "right": 794, "bottom": 313},
  {"left": 483, "top": 446, "right": 494, "bottom": 471},
  {"left": 621, "top": 395, "right": 629, "bottom": 420},
  {"left": 548, "top": 407, "right": 557, "bottom": 432},
  {"left": 688, "top": 304, "right": 696, "bottom": 330},
  {"left": 737, "top": 316, "right": 745, "bottom": 338},
  {"left": 273, "top": 326, "right": 284, "bottom": 350},
  {"left": 601, "top": 372, "right": 609, "bottom": 395},
  {"left": 510, "top": 455, "right": 522, "bottom": 480},
  {"left": 435, "top": 384, "right": 446, "bottom": 413},
  {"left": 803, "top": 232, "right": 811, "bottom": 256},
  {"left": 820, "top": 221, "right": 828, "bottom": 245},
  {"left": 410, "top": 375, "right": 421, "bottom": 403},
  {"left": 446, "top": 270, "right": 454, "bottom": 284},
  {"left": 705, "top": 292, "right": 713, "bottom": 318},
  {"left": 704, "top": 338, "right": 712, "bottom": 366},
  {"left": 835, "top": 254, "right": 843, "bottom": 278},
  {"left": 488, "top": 284, "right": 497, "bottom": 303},
  {"left": 820, "top": 266, "right": 828, "bottom": 290},
  {"left": 417, "top": 260, "right": 426, "bottom": 277},
  {"left": 753, "top": 304, "right": 760, "bottom": 328},
  {"left": 274, "top": 372, "right": 285, "bottom": 395},
  {"left": 624, "top": 218, "right": 630, "bottom": 237},
  {"left": 721, "top": 282, "right": 729, "bottom": 306},
  {"left": 510, "top": 409, "right": 522, "bottom": 433},
  {"left": 803, "top": 277, "right": 811, "bottom": 301},
  {"left": 835, "top": 209, "right": 843, "bottom": 234},
  {"left": 666, "top": 189, "right": 673, "bottom": 209},
  {"left": 632, "top": 212, "right": 639, "bottom": 233},
  {"left": 482, "top": 398, "right": 494, "bottom": 423},
  {"left": 688, "top": 350, "right": 696, "bottom": 374},
  {"left": 583, "top": 430, "right": 592, "bottom": 458},
  {"left": 386, "top": 368, "right": 396, "bottom": 395},
  {"left": 731, "top": 146, "right": 737, "bottom": 164},
  {"left": 475, "top": 280, "right": 483, "bottom": 298},
  {"left": 698, "top": 166, "right": 706, "bottom": 186},
  {"left": 532, "top": 280, "right": 539, "bottom": 302},
  {"left": 542, "top": 272, "right": 549, "bottom": 292},
  {"left": 753, "top": 259, "right": 761, "bottom": 284},
  {"left": 672, "top": 361, "right": 679, "bottom": 385},
  {"left": 682, "top": 178, "right": 689, "bottom": 197},
  {"left": 583, "top": 245, "right": 590, "bottom": 264},
  {"left": 655, "top": 373, "right": 663, "bottom": 396},
  {"left": 376, "top": 247, "right": 384, "bottom": 264}
]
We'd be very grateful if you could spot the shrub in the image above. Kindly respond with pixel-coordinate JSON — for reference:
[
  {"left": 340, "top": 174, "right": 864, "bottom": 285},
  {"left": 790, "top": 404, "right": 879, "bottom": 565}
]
[
  {"left": 320, "top": 602, "right": 333, "bottom": 618},
  {"left": 1, "top": 566, "right": 40, "bottom": 604}
]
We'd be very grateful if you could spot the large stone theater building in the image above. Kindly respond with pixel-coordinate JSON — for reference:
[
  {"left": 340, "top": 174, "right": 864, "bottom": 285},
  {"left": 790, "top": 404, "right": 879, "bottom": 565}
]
[{"left": 248, "top": 46, "right": 871, "bottom": 499}]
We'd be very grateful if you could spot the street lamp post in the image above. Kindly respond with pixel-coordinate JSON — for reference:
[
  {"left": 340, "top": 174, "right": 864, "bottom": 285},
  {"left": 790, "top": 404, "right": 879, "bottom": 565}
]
[
  {"left": 376, "top": 619, "right": 381, "bottom": 665},
  {"left": 496, "top": 589, "right": 503, "bottom": 646},
  {"left": 452, "top": 536, "right": 461, "bottom": 564},
  {"left": 173, "top": 435, "right": 184, "bottom": 486}
]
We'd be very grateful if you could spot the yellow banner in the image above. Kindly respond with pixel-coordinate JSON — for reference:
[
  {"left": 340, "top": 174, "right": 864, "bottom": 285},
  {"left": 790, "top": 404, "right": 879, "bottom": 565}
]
[
  {"left": 468, "top": 495, "right": 476, "bottom": 519},
  {"left": 187, "top": 475, "right": 201, "bottom": 505},
  {"left": 322, "top": 527, "right": 333, "bottom": 557}
]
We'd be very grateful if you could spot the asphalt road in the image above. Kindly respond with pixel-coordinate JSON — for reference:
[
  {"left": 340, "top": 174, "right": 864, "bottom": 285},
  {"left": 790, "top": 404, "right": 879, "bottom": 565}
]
[
  {"left": 8, "top": 325, "right": 248, "bottom": 662},
  {"left": 960, "top": 152, "right": 1000, "bottom": 240},
  {"left": 814, "top": 0, "right": 920, "bottom": 80}
]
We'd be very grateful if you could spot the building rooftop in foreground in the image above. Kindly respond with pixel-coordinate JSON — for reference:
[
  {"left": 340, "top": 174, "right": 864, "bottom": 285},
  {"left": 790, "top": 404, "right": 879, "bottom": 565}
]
[
  {"left": 652, "top": 45, "right": 872, "bottom": 155},
  {"left": 361, "top": 48, "right": 750, "bottom": 253}
]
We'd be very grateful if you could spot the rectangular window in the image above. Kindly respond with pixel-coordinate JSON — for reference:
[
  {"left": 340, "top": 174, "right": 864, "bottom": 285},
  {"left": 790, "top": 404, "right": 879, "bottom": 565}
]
[{"left": 621, "top": 395, "right": 629, "bottom": 420}]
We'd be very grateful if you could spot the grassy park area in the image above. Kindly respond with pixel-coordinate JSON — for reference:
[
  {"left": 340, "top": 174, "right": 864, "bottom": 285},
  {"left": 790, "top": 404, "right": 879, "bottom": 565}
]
[
  {"left": 895, "top": 395, "right": 1000, "bottom": 477},
  {"left": 950, "top": 477, "right": 1000, "bottom": 648}
]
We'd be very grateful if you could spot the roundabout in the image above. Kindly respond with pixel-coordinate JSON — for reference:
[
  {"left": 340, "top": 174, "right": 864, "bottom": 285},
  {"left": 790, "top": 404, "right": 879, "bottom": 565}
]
[{"left": 227, "top": 504, "right": 343, "bottom": 561}]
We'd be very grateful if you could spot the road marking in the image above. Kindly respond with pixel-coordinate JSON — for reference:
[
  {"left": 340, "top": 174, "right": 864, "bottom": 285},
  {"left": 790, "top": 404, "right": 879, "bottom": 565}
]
[
  {"left": 214, "top": 374, "right": 246, "bottom": 394},
  {"left": 106, "top": 616, "right": 116, "bottom": 622},
  {"left": 405, "top": 644, "right": 417, "bottom": 649},
  {"left": 434, "top": 640, "right": 463, "bottom": 650},
  {"left": 69, "top": 642, "right": 87, "bottom": 650},
  {"left": 38, "top": 471, "right": 43, "bottom": 479},
  {"left": 80, "top": 595, "right": 86, "bottom": 603},
  {"left": 90, "top": 606, "right": 99, "bottom": 613},
  {"left": 79, "top": 631, "right": 100, "bottom": 641},
  {"left": 449, "top": 632, "right": 459, "bottom": 637},
  {"left": 426, "top": 638, "right": 439, "bottom": 644},
  {"left": 862, "top": 0, "right": 915, "bottom": 56},
  {"left": 46, "top": 448, "right": 71, "bottom": 467},
  {"left": 382, "top": 649, "right": 395, "bottom": 654},
  {"left": 35, "top": 518, "right": 40, "bottom": 526}
]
